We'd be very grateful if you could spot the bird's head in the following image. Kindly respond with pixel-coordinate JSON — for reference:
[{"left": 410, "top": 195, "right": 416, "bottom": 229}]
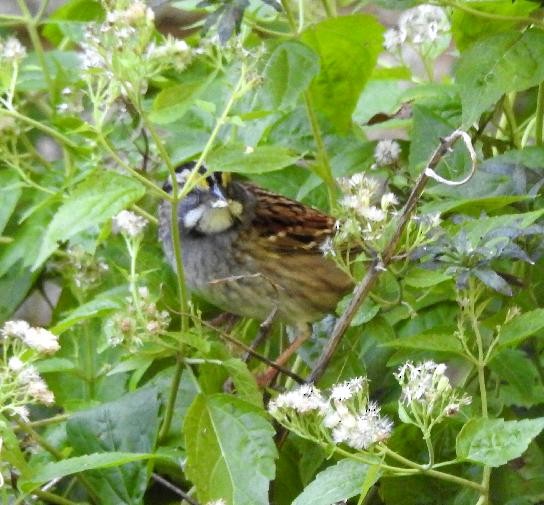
[{"left": 164, "top": 162, "right": 244, "bottom": 234}]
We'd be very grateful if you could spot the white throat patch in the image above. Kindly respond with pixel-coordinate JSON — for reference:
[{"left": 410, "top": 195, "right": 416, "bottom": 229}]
[{"left": 184, "top": 203, "right": 241, "bottom": 234}]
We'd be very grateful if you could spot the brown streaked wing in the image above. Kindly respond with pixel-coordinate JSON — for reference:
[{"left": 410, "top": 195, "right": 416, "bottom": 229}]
[{"left": 245, "top": 184, "right": 335, "bottom": 254}]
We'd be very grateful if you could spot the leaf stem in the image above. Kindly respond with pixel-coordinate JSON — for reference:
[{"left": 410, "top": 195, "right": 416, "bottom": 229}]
[
  {"left": 502, "top": 93, "right": 521, "bottom": 149},
  {"left": 33, "top": 490, "right": 82, "bottom": 505},
  {"left": 536, "top": 82, "right": 544, "bottom": 146},
  {"left": 158, "top": 355, "right": 184, "bottom": 442},
  {"left": 381, "top": 446, "right": 485, "bottom": 492},
  {"left": 439, "top": 0, "right": 544, "bottom": 27},
  {"left": 17, "top": 0, "right": 54, "bottom": 99},
  {"left": 0, "top": 108, "right": 78, "bottom": 149}
]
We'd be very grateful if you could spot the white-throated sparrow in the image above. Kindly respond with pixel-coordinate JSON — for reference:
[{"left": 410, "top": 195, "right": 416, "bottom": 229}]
[{"left": 158, "top": 162, "right": 353, "bottom": 370}]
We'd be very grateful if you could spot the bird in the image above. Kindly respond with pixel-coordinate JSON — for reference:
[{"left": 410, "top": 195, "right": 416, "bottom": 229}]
[{"left": 158, "top": 161, "right": 354, "bottom": 379}]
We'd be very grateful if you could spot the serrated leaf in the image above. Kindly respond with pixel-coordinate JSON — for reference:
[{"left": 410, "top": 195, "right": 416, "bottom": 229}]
[
  {"left": 457, "top": 417, "right": 544, "bottom": 467},
  {"left": 292, "top": 459, "right": 379, "bottom": 505},
  {"left": 498, "top": 309, "right": 544, "bottom": 348},
  {"left": 404, "top": 268, "right": 452, "bottom": 288},
  {"left": 19, "top": 452, "right": 157, "bottom": 493},
  {"left": 380, "top": 331, "right": 464, "bottom": 356},
  {"left": 255, "top": 41, "right": 319, "bottom": 110},
  {"left": 223, "top": 359, "right": 262, "bottom": 408},
  {"left": 0, "top": 169, "right": 22, "bottom": 235},
  {"left": 65, "top": 387, "right": 161, "bottom": 505},
  {"left": 473, "top": 269, "right": 512, "bottom": 296},
  {"left": 33, "top": 171, "right": 145, "bottom": 270},
  {"left": 451, "top": 0, "right": 538, "bottom": 51},
  {"left": 207, "top": 144, "right": 300, "bottom": 174},
  {"left": 457, "top": 29, "right": 544, "bottom": 126},
  {"left": 184, "top": 393, "right": 277, "bottom": 505},
  {"left": 301, "top": 14, "right": 384, "bottom": 131},
  {"left": 150, "top": 68, "right": 217, "bottom": 124}
]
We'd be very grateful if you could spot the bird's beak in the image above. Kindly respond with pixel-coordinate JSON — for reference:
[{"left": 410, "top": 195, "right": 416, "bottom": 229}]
[{"left": 210, "top": 180, "right": 229, "bottom": 208}]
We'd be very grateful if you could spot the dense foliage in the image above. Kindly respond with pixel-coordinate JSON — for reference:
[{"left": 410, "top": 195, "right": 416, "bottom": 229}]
[{"left": 1, "top": 0, "right": 544, "bottom": 504}]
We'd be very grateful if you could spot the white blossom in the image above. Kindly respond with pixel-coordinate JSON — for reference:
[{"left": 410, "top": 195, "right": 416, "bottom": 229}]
[
  {"left": 206, "top": 500, "right": 227, "bottom": 505},
  {"left": 7, "top": 357, "right": 24, "bottom": 372},
  {"left": 374, "top": 140, "right": 401, "bottom": 166},
  {"left": 398, "top": 5, "right": 450, "bottom": 45},
  {"left": 359, "top": 206, "right": 386, "bottom": 222},
  {"left": 381, "top": 192, "right": 398, "bottom": 210},
  {"left": 22, "top": 327, "right": 60, "bottom": 354},
  {"left": 268, "top": 384, "right": 327, "bottom": 415},
  {"left": 27, "top": 379, "right": 55, "bottom": 405},
  {"left": 9, "top": 405, "right": 30, "bottom": 421},
  {"left": 1, "top": 36, "right": 26, "bottom": 62},
  {"left": 330, "top": 377, "right": 366, "bottom": 402},
  {"left": 383, "top": 28, "right": 405, "bottom": 52},
  {"left": 1, "top": 320, "right": 30, "bottom": 340},
  {"left": 331, "top": 402, "right": 392, "bottom": 450},
  {"left": 112, "top": 210, "right": 148, "bottom": 237}
]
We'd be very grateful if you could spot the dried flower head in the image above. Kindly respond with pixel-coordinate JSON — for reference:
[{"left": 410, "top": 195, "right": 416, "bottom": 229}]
[
  {"left": 112, "top": 210, "right": 148, "bottom": 237},
  {"left": 374, "top": 140, "right": 401, "bottom": 166},
  {"left": 0, "top": 36, "right": 26, "bottom": 62}
]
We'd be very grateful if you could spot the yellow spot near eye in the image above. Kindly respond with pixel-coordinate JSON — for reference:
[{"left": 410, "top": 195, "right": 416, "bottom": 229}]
[
  {"left": 221, "top": 172, "right": 232, "bottom": 186},
  {"left": 195, "top": 176, "right": 209, "bottom": 189}
]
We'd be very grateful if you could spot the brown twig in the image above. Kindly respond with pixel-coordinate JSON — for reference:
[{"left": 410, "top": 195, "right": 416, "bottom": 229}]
[
  {"left": 197, "top": 318, "right": 306, "bottom": 384},
  {"left": 307, "top": 130, "right": 477, "bottom": 383},
  {"left": 151, "top": 474, "right": 199, "bottom": 505}
]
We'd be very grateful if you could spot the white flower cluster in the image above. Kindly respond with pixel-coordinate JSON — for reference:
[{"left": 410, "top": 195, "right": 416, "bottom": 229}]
[
  {"left": 0, "top": 320, "right": 59, "bottom": 417},
  {"left": 395, "top": 361, "right": 471, "bottom": 419},
  {"left": 384, "top": 5, "right": 450, "bottom": 52},
  {"left": 105, "top": 285, "right": 170, "bottom": 348},
  {"left": 79, "top": 1, "right": 192, "bottom": 78},
  {"left": 2, "top": 320, "right": 60, "bottom": 354},
  {"left": 268, "top": 377, "right": 393, "bottom": 452},
  {"left": 112, "top": 210, "right": 148, "bottom": 237},
  {"left": 337, "top": 173, "right": 398, "bottom": 224},
  {"left": 0, "top": 36, "right": 26, "bottom": 63},
  {"left": 373, "top": 140, "right": 401, "bottom": 167}
]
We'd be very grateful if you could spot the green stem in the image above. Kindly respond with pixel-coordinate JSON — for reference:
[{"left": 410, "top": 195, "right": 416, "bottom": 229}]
[
  {"left": 281, "top": 0, "right": 335, "bottom": 209},
  {"left": 381, "top": 446, "right": 485, "bottom": 493},
  {"left": 158, "top": 355, "right": 184, "bottom": 442},
  {"left": 468, "top": 281, "right": 491, "bottom": 504},
  {"left": 303, "top": 92, "right": 336, "bottom": 209},
  {"left": 503, "top": 94, "right": 521, "bottom": 149},
  {"left": 17, "top": 0, "right": 54, "bottom": 98},
  {"left": 423, "top": 432, "right": 434, "bottom": 468},
  {"left": 14, "top": 413, "right": 69, "bottom": 430},
  {"left": 0, "top": 108, "right": 78, "bottom": 149},
  {"left": 33, "top": 490, "right": 82, "bottom": 505},
  {"left": 439, "top": 0, "right": 544, "bottom": 26},
  {"left": 535, "top": 82, "right": 544, "bottom": 146},
  {"left": 13, "top": 416, "right": 63, "bottom": 459},
  {"left": 320, "top": 0, "right": 336, "bottom": 17},
  {"left": 96, "top": 132, "right": 170, "bottom": 200}
]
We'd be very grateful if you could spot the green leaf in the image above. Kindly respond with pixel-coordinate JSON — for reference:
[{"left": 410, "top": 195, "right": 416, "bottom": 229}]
[
  {"left": 0, "top": 169, "right": 22, "bottom": 235},
  {"left": 404, "top": 268, "right": 452, "bottom": 288},
  {"left": 451, "top": 0, "right": 538, "bottom": 51},
  {"left": 42, "top": 0, "right": 104, "bottom": 45},
  {"left": 20, "top": 452, "right": 157, "bottom": 493},
  {"left": 184, "top": 393, "right": 277, "bottom": 505},
  {"left": 498, "top": 309, "right": 544, "bottom": 348},
  {"left": 256, "top": 41, "right": 319, "bottom": 110},
  {"left": 66, "top": 387, "right": 161, "bottom": 505},
  {"left": 380, "top": 331, "right": 464, "bottom": 356},
  {"left": 150, "top": 67, "right": 217, "bottom": 124},
  {"left": 301, "top": 14, "right": 384, "bottom": 131},
  {"left": 33, "top": 171, "right": 145, "bottom": 270},
  {"left": 489, "top": 350, "right": 544, "bottom": 408},
  {"left": 51, "top": 289, "right": 125, "bottom": 334},
  {"left": 292, "top": 459, "right": 379, "bottom": 505},
  {"left": 223, "top": 359, "right": 262, "bottom": 408},
  {"left": 456, "top": 29, "right": 544, "bottom": 126},
  {"left": 457, "top": 417, "right": 544, "bottom": 467},
  {"left": 207, "top": 144, "right": 300, "bottom": 174}
]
